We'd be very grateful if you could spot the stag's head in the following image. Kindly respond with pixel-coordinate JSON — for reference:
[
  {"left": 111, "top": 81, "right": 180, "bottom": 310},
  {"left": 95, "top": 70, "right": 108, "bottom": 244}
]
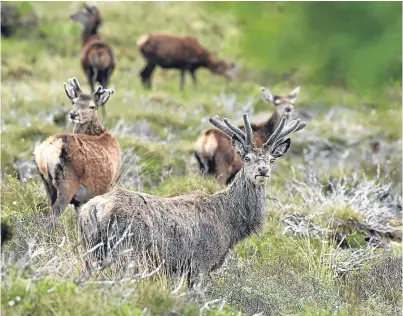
[
  {"left": 210, "top": 114, "right": 306, "bottom": 186},
  {"left": 209, "top": 58, "right": 238, "bottom": 80},
  {"left": 261, "top": 87, "right": 300, "bottom": 119},
  {"left": 70, "top": 4, "right": 101, "bottom": 27},
  {"left": 64, "top": 77, "right": 114, "bottom": 124}
]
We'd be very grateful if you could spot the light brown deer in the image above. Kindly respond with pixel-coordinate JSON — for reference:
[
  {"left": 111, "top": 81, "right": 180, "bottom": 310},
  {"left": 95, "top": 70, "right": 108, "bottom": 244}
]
[
  {"left": 79, "top": 113, "right": 306, "bottom": 286},
  {"left": 71, "top": 4, "right": 116, "bottom": 117},
  {"left": 137, "top": 33, "right": 237, "bottom": 90},
  {"left": 34, "top": 78, "right": 121, "bottom": 217},
  {"left": 194, "top": 86, "right": 300, "bottom": 185}
]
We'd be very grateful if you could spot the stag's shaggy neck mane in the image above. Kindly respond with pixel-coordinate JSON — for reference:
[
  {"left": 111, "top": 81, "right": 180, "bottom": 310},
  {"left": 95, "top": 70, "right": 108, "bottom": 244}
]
[
  {"left": 74, "top": 116, "right": 106, "bottom": 136},
  {"left": 214, "top": 168, "right": 267, "bottom": 243}
]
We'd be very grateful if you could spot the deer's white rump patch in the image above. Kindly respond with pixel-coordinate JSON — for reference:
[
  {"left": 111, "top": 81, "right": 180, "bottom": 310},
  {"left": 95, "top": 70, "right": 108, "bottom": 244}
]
[
  {"left": 136, "top": 34, "right": 149, "bottom": 48},
  {"left": 194, "top": 133, "right": 218, "bottom": 159},
  {"left": 34, "top": 136, "right": 63, "bottom": 180}
]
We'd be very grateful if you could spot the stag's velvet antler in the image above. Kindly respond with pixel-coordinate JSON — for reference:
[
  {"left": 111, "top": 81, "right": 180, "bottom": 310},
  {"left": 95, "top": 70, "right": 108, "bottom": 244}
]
[
  {"left": 209, "top": 113, "right": 254, "bottom": 158},
  {"left": 64, "top": 77, "right": 114, "bottom": 108},
  {"left": 93, "top": 85, "right": 115, "bottom": 108},
  {"left": 264, "top": 116, "right": 306, "bottom": 149},
  {"left": 64, "top": 77, "right": 83, "bottom": 102},
  {"left": 210, "top": 113, "right": 307, "bottom": 159}
]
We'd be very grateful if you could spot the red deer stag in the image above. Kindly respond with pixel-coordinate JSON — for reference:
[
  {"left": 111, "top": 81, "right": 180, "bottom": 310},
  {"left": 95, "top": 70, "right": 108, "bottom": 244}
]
[
  {"left": 34, "top": 78, "right": 121, "bottom": 217},
  {"left": 78, "top": 114, "right": 306, "bottom": 286},
  {"left": 194, "top": 86, "right": 300, "bottom": 185},
  {"left": 137, "top": 33, "right": 237, "bottom": 90},
  {"left": 71, "top": 4, "right": 116, "bottom": 117}
]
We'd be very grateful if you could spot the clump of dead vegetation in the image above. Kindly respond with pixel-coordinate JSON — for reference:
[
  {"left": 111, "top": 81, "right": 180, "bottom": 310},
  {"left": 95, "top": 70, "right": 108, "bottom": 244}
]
[{"left": 278, "top": 165, "right": 402, "bottom": 247}]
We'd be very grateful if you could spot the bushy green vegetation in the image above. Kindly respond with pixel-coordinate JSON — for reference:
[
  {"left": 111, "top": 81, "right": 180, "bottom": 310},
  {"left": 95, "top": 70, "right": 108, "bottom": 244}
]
[
  {"left": 205, "top": 2, "right": 402, "bottom": 95},
  {"left": 1, "top": 2, "right": 401, "bottom": 315}
]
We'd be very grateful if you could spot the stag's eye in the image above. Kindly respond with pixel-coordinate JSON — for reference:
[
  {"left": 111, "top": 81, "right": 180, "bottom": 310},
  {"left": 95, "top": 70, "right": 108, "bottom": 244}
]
[
  {"left": 88, "top": 101, "right": 96, "bottom": 110},
  {"left": 270, "top": 158, "right": 275, "bottom": 164}
]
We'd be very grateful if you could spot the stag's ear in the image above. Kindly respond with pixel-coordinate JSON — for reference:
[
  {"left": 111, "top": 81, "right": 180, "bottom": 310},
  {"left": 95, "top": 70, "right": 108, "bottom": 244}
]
[
  {"left": 64, "top": 77, "right": 82, "bottom": 102},
  {"left": 261, "top": 87, "right": 274, "bottom": 104},
  {"left": 288, "top": 87, "right": 300, "bottom": 102},
  {"left": 271, "top": 138, "right": 291, "bottom": 158}
]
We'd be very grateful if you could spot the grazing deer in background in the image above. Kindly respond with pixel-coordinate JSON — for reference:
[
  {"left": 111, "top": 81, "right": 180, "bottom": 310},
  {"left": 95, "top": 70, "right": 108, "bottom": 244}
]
[
  {"left": 71, "top": 4, "right": 116, "bottom": 117},
  {"left": 78, "top": 113, "right": 306, "bottom": 287},
  {"left": 34, "top": 78, "right": 121, "bottom": 217},
  {"left": 137, "top": 33, "right": 237, "bottom": 90},
  {"left": 194, "top": 86, "right": 300, "bottom": 185}
]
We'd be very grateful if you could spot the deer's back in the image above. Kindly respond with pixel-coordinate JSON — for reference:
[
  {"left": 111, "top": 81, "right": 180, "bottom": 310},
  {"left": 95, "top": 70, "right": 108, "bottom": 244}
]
[
  {"left": 79, "top": 187, "right": 233, "bottom": 274},
  {"left": 138, "top": 33, "right": 210, "bottom": 66}
]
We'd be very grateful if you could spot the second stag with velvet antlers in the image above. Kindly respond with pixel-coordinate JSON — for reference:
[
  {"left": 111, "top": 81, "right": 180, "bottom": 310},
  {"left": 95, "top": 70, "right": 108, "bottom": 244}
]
[
  {"left": 194, "top": 86, "right": 300, "bottom": 185},
  {"left": 78, "top": 113, "right": 306, "bottom": 286},
  {"left": 34, "top": 78, "right": 121, "bottom": 217}
]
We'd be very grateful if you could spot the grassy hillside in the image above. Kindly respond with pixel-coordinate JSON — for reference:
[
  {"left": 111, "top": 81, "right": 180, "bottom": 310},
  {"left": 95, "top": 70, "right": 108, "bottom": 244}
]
[{"left": 1, "top": 2, "right": 402, "bottom": 315}]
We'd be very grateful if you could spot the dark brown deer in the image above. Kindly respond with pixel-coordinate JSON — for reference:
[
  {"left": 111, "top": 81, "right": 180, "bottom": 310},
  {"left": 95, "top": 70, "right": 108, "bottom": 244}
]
[
  {"left": 34, "top": 78, "right": 121, "bottom": 217},
  {"left": 137, "top": 33, "right": 237, "bottom": 90},
  {"left": 71, "top": 4, "right": 116, "bottom": 117},
  {"left": 194, "top": 86, "right": 300, "bottom": 185},
  {"left": 78, "top": 114, "right": 306, "bottom": 286}
]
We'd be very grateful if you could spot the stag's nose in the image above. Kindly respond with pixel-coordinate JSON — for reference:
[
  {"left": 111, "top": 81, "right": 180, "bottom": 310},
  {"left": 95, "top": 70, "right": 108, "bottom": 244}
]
[
  {"left": 257, "top": 166, "right": 269, "bottom": 176},
  {"left": 285, "top": 106, "right": 292, "bottom": 113},
  {"left": 69, "top": 111, "right": 78, "bottom": 119}
]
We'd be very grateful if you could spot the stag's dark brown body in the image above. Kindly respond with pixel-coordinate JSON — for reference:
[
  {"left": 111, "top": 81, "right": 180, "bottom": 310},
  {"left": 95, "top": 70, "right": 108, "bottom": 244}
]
[{"left": 137, "top": 33, "right": 236, "bottom": 90}]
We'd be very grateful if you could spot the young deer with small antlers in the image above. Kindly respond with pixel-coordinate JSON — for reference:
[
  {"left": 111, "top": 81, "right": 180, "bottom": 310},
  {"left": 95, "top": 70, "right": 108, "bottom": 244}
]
[
  {"left": 71, "top": 4, "right": 116, "bottom": 117},
  {"left": 194, "top": 86, "right": 300, "bottom": 185},
  {"left": 34, "top": 78, "right": 121, "bottom": 217},
  {"left": 78, "top": 113, "right": 306, "bottom": 286}
]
